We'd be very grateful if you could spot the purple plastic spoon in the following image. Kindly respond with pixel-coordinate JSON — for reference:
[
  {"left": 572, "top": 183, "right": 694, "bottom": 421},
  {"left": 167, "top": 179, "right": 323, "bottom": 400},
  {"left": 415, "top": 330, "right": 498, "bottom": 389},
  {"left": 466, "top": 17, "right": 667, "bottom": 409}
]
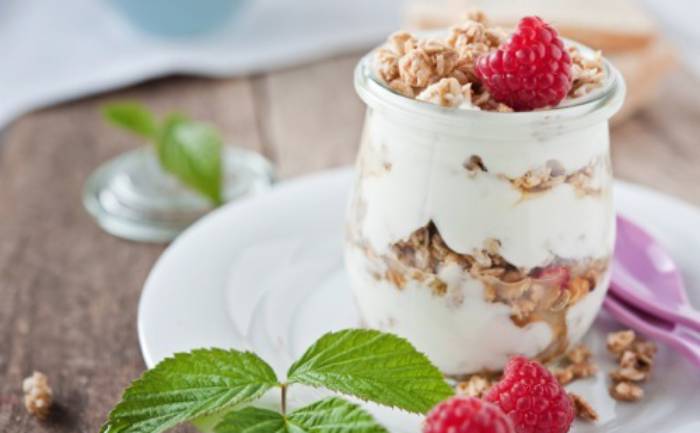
[
  {"left": 604, "top": 292, "right": 700, "bottom": 367},
  {"left": 610, "top": 216, "right": 700, "bottom": 332}
]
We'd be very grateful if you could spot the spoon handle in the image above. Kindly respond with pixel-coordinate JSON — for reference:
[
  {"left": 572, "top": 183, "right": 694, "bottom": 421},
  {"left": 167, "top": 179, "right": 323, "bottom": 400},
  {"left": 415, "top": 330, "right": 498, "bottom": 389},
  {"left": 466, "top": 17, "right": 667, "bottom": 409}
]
[
  {"left": 610, "top": 279, "right": 700, "bottom": 334},
  {"left": 674, "top": 307, "right": 700, "bottom": 333},
  {"left": 604, "top": 296, "right": 700, "bottom": 368}
]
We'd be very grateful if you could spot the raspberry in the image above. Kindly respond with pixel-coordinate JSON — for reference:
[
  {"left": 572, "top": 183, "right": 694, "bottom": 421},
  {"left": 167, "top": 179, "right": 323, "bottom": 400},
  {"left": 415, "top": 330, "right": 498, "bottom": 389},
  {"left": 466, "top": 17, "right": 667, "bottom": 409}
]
[
  {"left": 475, "top": 16, "right": 572, "bottom": 111},
  {"left": 533, "top": 265, "right": 570, "bottom": 289},
  {"left": 423, "top": 396, "right": 515, "bottom": 433},
  {"left": 485, "top": 356, "right": 575, "bottom": 433}
]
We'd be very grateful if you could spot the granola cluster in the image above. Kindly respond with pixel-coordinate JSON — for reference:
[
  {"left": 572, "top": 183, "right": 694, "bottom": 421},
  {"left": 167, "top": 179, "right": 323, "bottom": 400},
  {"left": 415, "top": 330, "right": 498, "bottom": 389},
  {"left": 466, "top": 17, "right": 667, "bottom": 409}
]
[
  {"left": 551, "top": 344, "right": 598, "bottom": 386},
  {"left": 373, "top": 11, "right": 605, "bottom": 111},
  {"left": 606, "top": 330, "right": 657, "bottom": 401},
  {"left": 386, "top": 222, "right": 607, "bottom": 318},
  {"left": 569, "top": 47, "right": 606, "bottom": 98},
  {"left": 456, "top": 374, "right": 495, "bottom": 398},
  {"left": 570, "top": 393, "right": 599, "bottom": 422},
  {"left": 374, "top": 13, "right": 508, "bottom": 111},
  {"left": 376, "top": 222, "right": 608, "bottom": 363},
  {"left": 22, "top": 371, "right": 53, "bottom": 420},
  {"left": 464, "top": 155, "right": 610, "bottom": 197}
]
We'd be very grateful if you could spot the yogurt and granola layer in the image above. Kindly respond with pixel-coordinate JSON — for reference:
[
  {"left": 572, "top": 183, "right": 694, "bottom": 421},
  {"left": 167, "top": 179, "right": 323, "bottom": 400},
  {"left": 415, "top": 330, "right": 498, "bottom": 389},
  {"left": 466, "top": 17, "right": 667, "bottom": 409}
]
[{"left": 346, "top": 12, "right": 621, "bottom": 375}]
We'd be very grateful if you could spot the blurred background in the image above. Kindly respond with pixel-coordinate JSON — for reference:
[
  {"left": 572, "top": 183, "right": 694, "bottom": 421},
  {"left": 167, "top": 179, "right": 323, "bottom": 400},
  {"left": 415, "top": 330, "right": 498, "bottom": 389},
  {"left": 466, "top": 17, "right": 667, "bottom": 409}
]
[{"left": 0, "top": 0, "right": 698, "bottom": 431}]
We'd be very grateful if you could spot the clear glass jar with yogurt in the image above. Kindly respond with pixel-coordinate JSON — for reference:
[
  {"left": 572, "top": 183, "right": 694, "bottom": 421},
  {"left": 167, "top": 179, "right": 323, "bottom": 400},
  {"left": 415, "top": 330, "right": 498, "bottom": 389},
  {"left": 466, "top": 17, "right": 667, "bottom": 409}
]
[{"left": 345, "top": 45, "right": 625, "bottom": 376}]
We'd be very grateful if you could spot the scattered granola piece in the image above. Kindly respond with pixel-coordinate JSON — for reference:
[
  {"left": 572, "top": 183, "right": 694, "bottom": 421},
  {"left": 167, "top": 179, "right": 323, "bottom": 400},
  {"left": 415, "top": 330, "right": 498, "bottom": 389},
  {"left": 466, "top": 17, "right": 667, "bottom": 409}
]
[
  {"left": 22, "top": 371, "right": 53, "bottom": 420},
  {"left": 633, "top": 340, "right": 658, "bottom": 359},
  {"left": 610, "top": 367, "right": 647, "bottom": 382},
  {"left": 570, "top": 361, "right": 598, "bottom": 379},
  {"left": 456, "top": 374, "right": 493, "bottom": 398},
  {"left": 607, "top": 330, "right": 656, "bottom": 402},
  {"left": 610, "top": 381, "right": 644, "bottom": 402},
  {"left": 570, "top": 393, "right": 599, "bottom": 422},
  {"left": 550, "top": 343, "right": 597, "bottom": 385},
  {"left": 606, "top": 330, "right": 636, "bottom": 356},
  {"left": 566, "top": 344, "right": 592, "bottom": 365},
  {"left": 552, "top": 367, "right": 575, "bottom": 385}
]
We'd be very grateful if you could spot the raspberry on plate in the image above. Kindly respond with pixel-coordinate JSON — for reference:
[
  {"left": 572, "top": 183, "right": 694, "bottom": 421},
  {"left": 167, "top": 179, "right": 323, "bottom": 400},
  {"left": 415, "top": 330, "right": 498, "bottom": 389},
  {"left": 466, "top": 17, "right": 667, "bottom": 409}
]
[
  {"left": 423, "top": 396, "right": 515, "bottom": 433},
  {"left": 475, "top": 16, "right": 573, "bottom": 111},
  {"left": 485, "top": 356, "right": 575, "bottom": 433}
]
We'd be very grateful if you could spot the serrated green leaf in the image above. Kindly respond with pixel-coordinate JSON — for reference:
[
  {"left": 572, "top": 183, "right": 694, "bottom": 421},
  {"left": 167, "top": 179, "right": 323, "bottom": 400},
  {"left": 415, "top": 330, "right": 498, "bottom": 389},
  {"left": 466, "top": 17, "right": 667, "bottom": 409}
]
[
  {"left": 215, "top": 397, "right": 388, "bottom": 433},
  {"left": 157, "top": 115, "right": 223, "bottom": 205},
  {"left": 287, "top": 397, "right": 389, "bottom": 433},
  {"left": 287, "top": 329, "right": 453, "bottom": 414},
  {"left": 215, "top": 407, "right": 287, "bottom": 433},
  {"left": 103, "top": 102, "right": 158, "bottom": 138},
  {"left": 101, "top": 348, "right": 279, "bottom": 433}
]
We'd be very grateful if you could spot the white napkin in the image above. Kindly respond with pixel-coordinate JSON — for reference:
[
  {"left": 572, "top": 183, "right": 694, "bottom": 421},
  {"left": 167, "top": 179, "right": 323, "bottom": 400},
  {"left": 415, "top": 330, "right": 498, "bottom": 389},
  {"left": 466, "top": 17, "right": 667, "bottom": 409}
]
[{"left": 0, "top": 0, "right": 405, "bottom": 129}]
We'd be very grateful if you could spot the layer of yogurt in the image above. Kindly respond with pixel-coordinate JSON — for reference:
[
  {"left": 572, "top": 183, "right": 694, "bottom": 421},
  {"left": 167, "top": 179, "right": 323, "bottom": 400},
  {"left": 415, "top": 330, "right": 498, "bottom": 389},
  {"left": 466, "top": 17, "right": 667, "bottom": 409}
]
[{"left": 356, "top": 108, "right": 615, "bottom": 269}]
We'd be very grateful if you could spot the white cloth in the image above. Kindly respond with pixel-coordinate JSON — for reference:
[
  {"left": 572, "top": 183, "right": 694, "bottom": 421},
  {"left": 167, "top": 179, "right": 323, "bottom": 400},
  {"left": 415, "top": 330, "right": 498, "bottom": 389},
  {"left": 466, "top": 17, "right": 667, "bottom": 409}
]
[{"left": 0, "top": 0, "right": 404, "bottom": 129}]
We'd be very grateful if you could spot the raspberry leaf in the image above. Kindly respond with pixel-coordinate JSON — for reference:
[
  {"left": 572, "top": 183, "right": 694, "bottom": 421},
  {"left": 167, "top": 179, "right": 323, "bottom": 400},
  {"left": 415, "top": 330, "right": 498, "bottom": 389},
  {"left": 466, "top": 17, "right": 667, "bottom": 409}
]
[
  {"left": 214, "top": 407, "right": 287, "bottom": 433},
  {"left": 100, "top": 349, "right": 279, "bottom": 433},
  {"left": 215, "top": 397, "right": 388, "bottom": 433},
  {"left": 287, "top": 329, "right": 453, "bottom": 414}
]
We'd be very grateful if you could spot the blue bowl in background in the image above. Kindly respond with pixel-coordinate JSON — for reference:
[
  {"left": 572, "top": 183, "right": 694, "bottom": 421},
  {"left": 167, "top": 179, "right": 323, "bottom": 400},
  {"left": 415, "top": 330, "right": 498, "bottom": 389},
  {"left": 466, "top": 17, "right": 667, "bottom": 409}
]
[{"left": 109, "top": 0, "right": 247, "bottom": 37}]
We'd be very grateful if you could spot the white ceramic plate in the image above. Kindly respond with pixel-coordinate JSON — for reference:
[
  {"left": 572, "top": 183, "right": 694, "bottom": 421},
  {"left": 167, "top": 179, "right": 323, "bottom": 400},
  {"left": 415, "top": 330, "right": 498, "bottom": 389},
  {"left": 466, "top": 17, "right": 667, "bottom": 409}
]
[{"left": 139, "top": 167, "right": 700, "bottom": 433}]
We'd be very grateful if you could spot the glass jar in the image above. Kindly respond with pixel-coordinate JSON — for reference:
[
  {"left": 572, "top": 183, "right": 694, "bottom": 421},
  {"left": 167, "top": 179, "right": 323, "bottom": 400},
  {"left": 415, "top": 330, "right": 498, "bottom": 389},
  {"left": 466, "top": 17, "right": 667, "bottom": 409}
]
[{"left": 345, "top": 45, "right": 625, "bottom": 376}]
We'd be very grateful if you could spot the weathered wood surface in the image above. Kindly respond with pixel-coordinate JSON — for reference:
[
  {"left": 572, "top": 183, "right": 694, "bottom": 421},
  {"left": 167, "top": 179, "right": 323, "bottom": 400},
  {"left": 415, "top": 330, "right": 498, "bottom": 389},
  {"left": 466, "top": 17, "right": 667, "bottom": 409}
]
[{"left": 0, "top": 52, "right": 699, "bottom": 432}]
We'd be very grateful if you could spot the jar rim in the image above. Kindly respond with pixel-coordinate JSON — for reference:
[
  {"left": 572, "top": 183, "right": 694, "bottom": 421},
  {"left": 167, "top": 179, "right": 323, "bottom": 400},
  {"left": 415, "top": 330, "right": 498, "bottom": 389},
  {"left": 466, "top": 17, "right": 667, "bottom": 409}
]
[{"left": 354, "top": 38, "right": 626, "bottom": 130}]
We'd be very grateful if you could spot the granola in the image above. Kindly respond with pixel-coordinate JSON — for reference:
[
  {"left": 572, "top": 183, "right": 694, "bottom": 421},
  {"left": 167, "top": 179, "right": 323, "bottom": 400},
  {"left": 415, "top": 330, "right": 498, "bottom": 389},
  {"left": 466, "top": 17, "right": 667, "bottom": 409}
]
[
  {"left": 569, "top": 47, "right": 606, "bottom": 98},
  {"left": 606, "top": 330, "right": 637, "bottom": 356},
  {"left": 455, "top": 374, "right": 494, "bottom": 398},
  {"left": 373, "top": 221, "right": 608, "bottom": 363},
  {"left": 373, "top": 11, "right": 606, "bottom": 111},
  {"left": 462, "top": 156, "right": 610, "bottom": 198},
  {"left": 551, "top": 344, "right": 598, "bottom": 385},
  {"left": 606, "top": 330, "right": 657, "bottom": 402},
  {"left": 417, "top": 78, "right": 477, "bottom": 108},
  {"left": 22, "top": 371, "right": 53, "bottom": 420},
  {"left": 507, "top": 157, "right": 609, "bottom": 197},
  {"left": 610, "top": 381, "right": 644, "bottom": 402},
  {"left": 570, "top": 393, "right": 599, "bottom": 422}
]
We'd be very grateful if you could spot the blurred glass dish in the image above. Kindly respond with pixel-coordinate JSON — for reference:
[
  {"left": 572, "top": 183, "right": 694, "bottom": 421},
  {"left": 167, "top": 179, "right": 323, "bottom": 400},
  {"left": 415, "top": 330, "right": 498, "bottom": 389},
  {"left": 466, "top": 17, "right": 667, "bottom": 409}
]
[
  {"left": 83, "top": 146, "right": 274, "bottom": 243},
  {"left": 109, "top": 0, "right": 248, "bottom": 37}
]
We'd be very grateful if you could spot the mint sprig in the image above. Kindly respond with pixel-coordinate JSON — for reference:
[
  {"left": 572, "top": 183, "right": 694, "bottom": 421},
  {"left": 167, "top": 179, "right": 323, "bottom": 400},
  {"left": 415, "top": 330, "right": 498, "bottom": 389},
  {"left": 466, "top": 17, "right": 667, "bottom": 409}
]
[
  {"left": 215, "top": 397, "right": 388, "bottom": 433},
  {"left": 103, "top": 102, "right": 223, "bottom": 205},
  {"left": 100, "top": 349, "right": 278, "bottom": 433},
  {"left": 288, "top": 329, "right": 454, "bottom": 413},
  {"left": 101, "top": 329, "right": 454, "bottom": 433}
]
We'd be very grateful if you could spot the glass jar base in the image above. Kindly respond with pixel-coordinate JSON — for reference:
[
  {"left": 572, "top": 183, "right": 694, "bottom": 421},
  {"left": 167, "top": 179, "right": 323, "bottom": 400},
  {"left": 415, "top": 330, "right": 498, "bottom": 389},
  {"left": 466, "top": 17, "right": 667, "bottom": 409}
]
[{"left": 83, "top": 146, "right": 274, "bottom": 243}]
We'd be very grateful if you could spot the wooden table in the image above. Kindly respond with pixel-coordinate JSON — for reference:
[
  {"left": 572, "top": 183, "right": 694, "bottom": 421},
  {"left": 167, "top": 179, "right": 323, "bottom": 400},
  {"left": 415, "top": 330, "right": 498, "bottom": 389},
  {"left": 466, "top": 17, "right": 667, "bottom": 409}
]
[{"left": 1, "top": 53, "right": 699, "bottom": 433}]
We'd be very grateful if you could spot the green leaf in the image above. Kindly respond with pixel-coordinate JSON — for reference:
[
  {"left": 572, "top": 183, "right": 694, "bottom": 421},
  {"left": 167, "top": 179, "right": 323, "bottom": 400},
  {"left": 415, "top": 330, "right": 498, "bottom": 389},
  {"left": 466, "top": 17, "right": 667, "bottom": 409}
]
[
  {"left": 215, "top": 397, "right": 388, "bottom": 433},
  {"left": 101, "top": 348, "right": 279, "bottom": 433},
  {"left": 157, "top": 115, "right": 224, "bottom": 205},
  {"left": 103, "top": 102, "right": 158, "bottom": 138},
  {"left": 214, "top": 407, "right": 287, "bottom": 433},
  {"left": 287, "top": 329, "right": 453, "bottom": 414},
  {"left": 287, "top": 397, "right": 389, "bottom": 433}
]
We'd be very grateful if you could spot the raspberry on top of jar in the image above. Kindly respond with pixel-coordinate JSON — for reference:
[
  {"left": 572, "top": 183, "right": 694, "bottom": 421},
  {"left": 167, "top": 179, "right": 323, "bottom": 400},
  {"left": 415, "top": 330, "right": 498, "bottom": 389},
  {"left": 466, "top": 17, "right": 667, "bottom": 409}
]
[{"left": 373, "top": 11, "right": 606, "bottom": 111}]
